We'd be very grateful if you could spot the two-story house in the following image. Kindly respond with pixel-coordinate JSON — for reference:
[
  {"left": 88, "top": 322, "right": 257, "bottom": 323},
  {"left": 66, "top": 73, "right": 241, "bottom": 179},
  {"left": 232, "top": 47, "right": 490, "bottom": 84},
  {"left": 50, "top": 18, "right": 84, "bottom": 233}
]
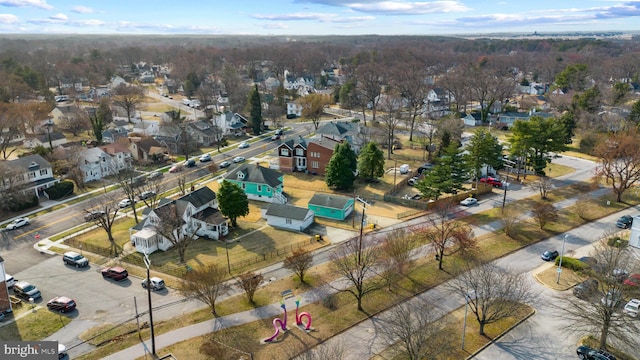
[
  {"left": 128, "top": 137, "right": 166, "bottom": 163},
  {"left": 154, "top": 123, "right": 183, "bottom": 154},
  {"left": 185, "top": 121, "right": 222, "bottom": 147},
  {"left": 99, "top": 143, "right": 133, "bottom": 172},
  {"left": 48, "top": 104, "right": 84, "bottom": 126},
  {"left": 212, "top": 111, "right": 248, "bottom": 136},
  {"left": 277, "top": 136, "right": 341, "bottom": 176},
  {"left": 1, "top": 154, "right": 59, "bottom": 197},
  {"left": 286, "top": 102, "right": 303, "bottom": 118},
  {"left": 277, "top": 136, "right": 308, "bottom": 172},
  {"left": 80, "top": 144, "right": 132, "bottom": 182},
  {"left": 316, "top": 121, "right": 363, "bottom": 153},
  {"left": 223, "top": 163, "right": 287, "bottom": 204},
  {"left": 423, "top": 88, "right": 453, "bottom": 118},
  {"left": 130, "top": 187, "right": 228, "bottom": 254}
]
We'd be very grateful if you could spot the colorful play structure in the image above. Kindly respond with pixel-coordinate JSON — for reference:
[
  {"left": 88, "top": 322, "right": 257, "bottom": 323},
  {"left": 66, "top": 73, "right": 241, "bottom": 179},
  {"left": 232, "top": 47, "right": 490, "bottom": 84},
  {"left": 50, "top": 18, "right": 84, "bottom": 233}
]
[{"left": 263, "top": 296, "right": 312, "bottom": 343}]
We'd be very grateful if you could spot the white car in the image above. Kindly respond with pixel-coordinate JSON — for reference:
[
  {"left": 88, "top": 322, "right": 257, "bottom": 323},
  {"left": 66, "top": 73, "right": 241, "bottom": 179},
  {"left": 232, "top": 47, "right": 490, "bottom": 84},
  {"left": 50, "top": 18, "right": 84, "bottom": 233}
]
[
  {"left": 199, "top": 154, "right": 211, "bottom": 162},
  {"left": 233, "top": 156, "right": 246, "bottom": 163},
  {"left": 238, "top": 142, "right": 250, "bottom": 149},
  {"left": 460, "top": 197, "right": 478, "bottom": 206},
  {"left": 5, "top": 217, "right": 30, "bottom": 230},
  {"left": 118, "top": 199, "right": 133, "bottom": 208},
  {"left": 624, "top": 298, "right": 640, "bottom": 317}
]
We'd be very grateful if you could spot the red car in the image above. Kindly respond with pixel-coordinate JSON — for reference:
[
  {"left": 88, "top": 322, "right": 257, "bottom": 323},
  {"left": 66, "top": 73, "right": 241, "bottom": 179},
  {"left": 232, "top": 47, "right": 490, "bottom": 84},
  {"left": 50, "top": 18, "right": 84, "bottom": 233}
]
[
  {"left": 624, "top": 273, "right": 640, "bottom": 287},
  {"left": 47, "top": 296, "right": 76, "bottom": 313},
  {"left": 101, "top": 266, "right": 129, "bottom": 281},
  {"left": 480, "top": 177, "right": 503, "bottom": 188}
]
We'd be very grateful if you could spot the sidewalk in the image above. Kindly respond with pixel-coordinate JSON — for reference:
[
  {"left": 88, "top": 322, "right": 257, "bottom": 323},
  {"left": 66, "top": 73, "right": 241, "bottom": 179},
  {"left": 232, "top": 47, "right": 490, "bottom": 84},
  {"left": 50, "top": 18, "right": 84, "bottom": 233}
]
[{"left": 102, "top": 176, "right": 616, "bottom": 359}]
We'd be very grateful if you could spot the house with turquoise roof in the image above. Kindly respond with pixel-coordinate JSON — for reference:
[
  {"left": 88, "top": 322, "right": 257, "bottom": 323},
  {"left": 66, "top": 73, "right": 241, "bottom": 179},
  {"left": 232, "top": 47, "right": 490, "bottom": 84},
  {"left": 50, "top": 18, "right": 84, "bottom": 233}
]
[{"left": 223, "top": 163, "right": 287, "bottom": 204}]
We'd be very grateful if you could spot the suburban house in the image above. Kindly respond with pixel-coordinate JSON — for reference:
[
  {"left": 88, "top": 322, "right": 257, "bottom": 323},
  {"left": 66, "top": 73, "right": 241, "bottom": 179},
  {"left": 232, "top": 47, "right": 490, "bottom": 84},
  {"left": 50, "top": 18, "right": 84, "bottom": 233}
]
[
  {"left": 49, "top": 104, "right": 84, "bottom": 126},
  {"left": 316, "top": 121, "right": 363, "bottom": 153},
  {"left": 262, "top": 203, "right": 315, "bottom": 232},
  {"left": 276, "top": 136, "right": 340, "bottom": 176},
  {"left": 185, "top": 121, "right": 222, "bottom": 147},
  {"left": 1, "top": 154, "right": 59, "bottom": 197},
  {"left": 130, "top": 187, "right": 228, "bottom": 254},
  {"left": 128, "top": 137, "right": 166, "bottom": 163},
  {"left": 132, "top": 120, "right": 159, "bottom": 137},
  {"left": 462, "top": 112, "right": 483, "bottom": 127},
  {"left": 306, "top": 137, "right": 341, "bottom": 175},
  {"left": 307, "top": 193, "right": 354, "bottom": 221},
  {"left": 277, "top": 136, "right": 308, "bottom": 172},
  {"left": 423, "top": 88, "right": 453, "bottom": 118},
  {"left": 495, "top": 110, "right": 554, "bottom": 129},
  {"left": 0, "top": 256, "right": 12, "bottom": 313},
  {"left": 154, "top": 123, "right": 183, "bottom": 154},
  {"left": 286, "top": 102, "right": 303, "bottom": 118},
  {"left": 24, "top": 131, "right": 67, "bottom": 149},
  {"left": 212, "top": 111, "right": 248, "bottom": 136},
  {"left": 139, "top": 71, "right": 155, "bottom": 83},
  {"left": 80, "top": 144, "right": 132, "bottom": 182},
  {"left": 223, "top": 163, "right": 287, "bottom": 204}
]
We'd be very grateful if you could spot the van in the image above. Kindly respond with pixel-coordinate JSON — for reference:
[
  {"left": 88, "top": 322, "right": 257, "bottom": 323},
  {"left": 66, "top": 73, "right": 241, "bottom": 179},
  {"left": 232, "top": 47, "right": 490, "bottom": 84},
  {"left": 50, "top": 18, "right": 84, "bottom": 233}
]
[
  {"left": 4, "top": 274, "right": 15, "bottom": 288},
  {"left": 399, "top": 164, "right": 410, "bottom": 174},
  {"left": 14, "top": 281, "right": 41, "bottom": 300}
]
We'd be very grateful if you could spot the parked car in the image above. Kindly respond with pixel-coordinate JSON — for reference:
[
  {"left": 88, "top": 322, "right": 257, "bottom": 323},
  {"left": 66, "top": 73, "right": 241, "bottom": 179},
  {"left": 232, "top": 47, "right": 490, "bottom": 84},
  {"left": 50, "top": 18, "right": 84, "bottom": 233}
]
[
  {"left": 101, "top": 267, "right": 128, "bottom": 281},
  {"left": 612, "top": 269, "right": 629, "bottom": 282},
  {"left": 460, "top": 197, "right": 478, "bottom": 206},
  {"left": 142, "top": 277, "right": 166, "bottom": 291},
  {"left": 13, "top": 281, "right": 41, "bottom": 300},
  {"left": 4, "top": 274, "right": 15, "bottom": 289},
  {"left": 541, "top": 250, "right": 559, "bottom": 261},
  {"left": 219, "top": 161, "right": 231, "bottom": 169},
  {"left": 573, "top": 278, "right": 598, "bottom": 299},
  {"left": 233, "top": 156, "right": 246, "bottom": 163},
  {"left": 63, "top": 251, "right": 89, "bottom": 268},
  {"left": 57, "top": 343, "right": 67, "bottom": 359},
  {"left": 399, "top": 164, "right": 410, "bottom": 174},
  {"left": 147, "top": 171, "right": 163, "bottom": 180},
  {"left": 84, "top": 211, "right": 105, "bottom": 222},
  {"left": 169, "top": 164, "right": 183, "bottom": 173},
  {"left": 138, "top": 191, "right": 156, "bottom": 200},
  {"left": 601, "top": 290, "right": 623, "bottom": 307},
  {"left": 576, "top": 345, "right": 617, "bottom": 360},
  {"left": 5, "top": 217, "right": 30, "bottom": 230},
  {"left": 271, "top": 134, "right": 280, "bottom": 141},
  {"left": 118, "top": 199, "right": 133, "bottom": 208},
  {"left": 47, "top": 296, "right": 76, "bottom": 313},
  {"left": 238, "top": 141, "right": 250, "bottom": 149},
  {"left": 623, "top": 298, "right": 640, "bottom": 317},
  {"left": 615, "top": 215, "right": 633, "bottom": 229},
  {"left": 623, "top": 273, "right": 640, "bottom": 287},
  {"left": 417, "top": 163, "right": 434, "bottom": 175},
  {"left": 480, "top": 177, "right": 503, "bottom": 188},
  {"left": 199, "top": 154, "right": 212, "bottom": 162},
  {"left": 407, "top": 177, "right": 419, "bottom": 186},
  {"left": 184, "top": 159, "right": 196, "bottom": 168},
  {"left": 275, "top": 128, "right": 284, "bottom": 136}
]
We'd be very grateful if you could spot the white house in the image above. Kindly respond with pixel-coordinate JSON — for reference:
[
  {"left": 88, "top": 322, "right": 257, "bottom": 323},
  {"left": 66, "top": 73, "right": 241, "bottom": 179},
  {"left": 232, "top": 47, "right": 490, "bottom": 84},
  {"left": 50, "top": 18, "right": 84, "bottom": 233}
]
[
  {"left": 130, "top": 187, "right": 228, "bottom": 255},
  {"left": 212, "top": 111, "right": 248, "bottom": 136},
  {"left": 80, "top": 144, "right": 132, "bottom": 182},
  {"left": 287, "top": 102, "right": 303, "bottom": 118},
  {"left": 262, "top": 203, "right": 314, "bottom": 232},
  {"left": 1, "top": 154, "right": 59, "bottom": 197}
]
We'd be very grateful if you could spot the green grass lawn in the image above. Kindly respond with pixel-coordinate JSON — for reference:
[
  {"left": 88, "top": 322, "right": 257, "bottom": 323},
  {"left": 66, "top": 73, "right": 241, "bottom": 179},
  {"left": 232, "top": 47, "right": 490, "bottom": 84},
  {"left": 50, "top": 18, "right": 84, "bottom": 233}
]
[{"left": 0, "top": 308, "right": 72, "bottom": 341}]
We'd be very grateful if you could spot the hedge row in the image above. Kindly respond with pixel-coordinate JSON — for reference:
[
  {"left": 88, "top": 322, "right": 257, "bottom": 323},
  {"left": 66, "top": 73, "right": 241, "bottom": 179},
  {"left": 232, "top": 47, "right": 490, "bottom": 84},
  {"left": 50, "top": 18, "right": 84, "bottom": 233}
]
[{"left": 46, "top": 181, "right": 74, "bottom": 200}]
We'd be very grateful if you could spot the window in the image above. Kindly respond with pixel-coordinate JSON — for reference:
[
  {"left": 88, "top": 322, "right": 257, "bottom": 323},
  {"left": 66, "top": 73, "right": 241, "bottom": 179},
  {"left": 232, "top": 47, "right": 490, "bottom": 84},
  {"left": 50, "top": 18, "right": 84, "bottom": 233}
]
[
  {"left": 267, "top": 187, "right": 271, "bottom": 192},
  {"left": 281, "top": 149, "right": 289, "bottom": 156},
  {"left": 296, "top": 148, "right": 304, "bottom": 156},
  {"left": 242, "top": 183, "right": 246, "bottom": 189},
  {"left": 39, "top": 169, "right": 48, "bottom": 176},
  {"left": 28, "top": 172, "right": 35, "bottom": 179},
  {"left": 257, "top": 185, "right": 262, "bottom": 192},
  {"left": 312, "top": 161, "right": 319, "bottom": 168},
  {"left": 286, "top": 218, "right": 292, "bottom": 224}
]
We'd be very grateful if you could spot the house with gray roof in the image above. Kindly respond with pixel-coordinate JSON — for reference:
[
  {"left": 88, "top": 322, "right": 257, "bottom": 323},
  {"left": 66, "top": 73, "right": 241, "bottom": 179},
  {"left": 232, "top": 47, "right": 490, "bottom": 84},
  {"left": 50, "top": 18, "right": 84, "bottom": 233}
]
[
  {"left": 307, "top": 193, "right": 354, "bottom": 220},
  {"left": 1, "top": 154, "right": 59, "bottom": 197},
  {"left": 223, "top": 163, "right": 286, "bottom": 204},
  {"left": 262, "top": 203, "right": 314, "bottom": 232}
]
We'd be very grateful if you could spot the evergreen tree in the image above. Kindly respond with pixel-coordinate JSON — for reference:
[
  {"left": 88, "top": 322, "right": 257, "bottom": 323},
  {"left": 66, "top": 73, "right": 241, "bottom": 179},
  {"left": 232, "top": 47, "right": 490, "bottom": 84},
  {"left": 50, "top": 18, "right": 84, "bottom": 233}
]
[
  {"left": 90, "top": 112, "right": 104, "bottom": 145},
  {"left": 466, "top": 130, "right": 503, "bottom": 180},
  {"left": 326, "top": 142, "right": 357, "bottom": 190},
  {"left": 249, "top": 84, "right": 262, "bottom": 135},
  {"left": 416, "top": 143, "right": 470, "bottom": 200},
  {"left": 508, "top": 115, "right": 567, "bottom": 176},
  {"left": 629, "top": 99, "right": 640, "bottom": 125},
  {"left": 358, "top": 142, "right": 385, "bottom": 182},
  {"left": 217, "top": 180, "right": 249, "bottom": 227},
  {"left": 558, "top": 111, "right": 576, "bottom": 144}
]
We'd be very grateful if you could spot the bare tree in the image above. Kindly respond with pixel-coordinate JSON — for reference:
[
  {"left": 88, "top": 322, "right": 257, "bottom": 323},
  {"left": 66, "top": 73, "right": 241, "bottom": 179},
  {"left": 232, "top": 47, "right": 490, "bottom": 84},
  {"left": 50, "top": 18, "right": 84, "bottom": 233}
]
[
  {"left": 136, "top": 177, "right": 165, "bottom": 210},
  {"left": 176, "top": 173, "right": 188, "bottom": 196},
  {"left": 499, "top": 204, "right": 520, "bottom": 238},
  {"left": 377, "top": 90, "right": 403, "bottom": 159},
  {"left": 532, "top": 176, "right": 553, "bottom": 199},
  {"left": 558, "top": 237, "right": 640, "bottom": 350},
  {"left": 237, "top": 271, "right": 263, "bottom": 305},
  {"left": 594, "top": 130, "right": 640, "bottom": 202},
  {"left": 150, "top": 202, "right": 202, "bottom": 264},
  {"left": 298, "top": 93, "right": 329, "bottom": 130},
  {"left": 379, "top": 229, "right": 415, "bottom": 291},
  {"left": 330, "top": 237, "right": 383, "bottom": 312},
  {"left": 0, "top": 103, "right": 24, "bottom": 160},
  {"left": 380, "top": 300, "right": 455, "bottom": 360},
  {"left": 574, "top": 194, "right": 592, "bottom": 220},
  {"left": 84, "top": 198, "right": 121, "bottom": 257},
  {"left": 421, "top": 200, "right": 476, "bottom": 270},
  {"left": 0, "top": 162, "right": 32, "bottom": 212},
  {"left": 355, "top": 61, "right": 384, "bottom": 125},
  {"left": 531, "top": 202, "right": 558, "bottom": 229},
  {"left": 391, "top": 59, "right": 429, "bottom": 141},
  {"left": 111, "top": 83, "right": 146, "bottom": 123},
  {"left": 448, "top": 262, "right": 534, "bottom": 336},
  {"left": 179, "top": 265, "right": 229, "bottom": 317},
  {"left": 112, "top": 170, "right": 142, "bottom": 223},
  {"left": 283, "top": 248, "right": 313, "bottom": 284},
  {"left": 291, "top": 338, "right": 348, "bottom": 360}
]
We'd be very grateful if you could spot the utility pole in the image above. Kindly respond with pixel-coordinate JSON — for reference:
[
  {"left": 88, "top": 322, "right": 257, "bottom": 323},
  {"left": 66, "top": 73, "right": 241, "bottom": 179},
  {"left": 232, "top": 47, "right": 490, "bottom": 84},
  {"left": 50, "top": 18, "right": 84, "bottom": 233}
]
[
  {"left": 355, "top": 196, "right": 372, "bottom": 265},
  {"left": 143, "top": 252, "right": 156, "bottom": 357},
  {"left": 502, "top": 159, "right": 515, "bottom": 213}
]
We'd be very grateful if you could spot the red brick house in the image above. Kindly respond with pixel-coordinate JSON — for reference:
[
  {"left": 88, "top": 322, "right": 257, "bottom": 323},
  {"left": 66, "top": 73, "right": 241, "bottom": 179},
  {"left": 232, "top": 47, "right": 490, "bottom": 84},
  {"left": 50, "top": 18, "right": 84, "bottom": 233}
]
[{"left": 277, "top": 135, "right": 341, "bottom": 176}]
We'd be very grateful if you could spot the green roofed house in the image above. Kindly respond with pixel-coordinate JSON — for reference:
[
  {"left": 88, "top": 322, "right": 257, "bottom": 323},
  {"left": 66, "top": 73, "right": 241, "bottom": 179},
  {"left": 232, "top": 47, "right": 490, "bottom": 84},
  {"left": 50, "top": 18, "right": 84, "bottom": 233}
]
[
  {"left": 262, "top": 203, "right": 315, "bottom": 232},
  {"left": 307, "top": 193, "right": 354, "bottom": 221},
  {"left": 223, "top": 163, "right": 287, "bottom": 204}
]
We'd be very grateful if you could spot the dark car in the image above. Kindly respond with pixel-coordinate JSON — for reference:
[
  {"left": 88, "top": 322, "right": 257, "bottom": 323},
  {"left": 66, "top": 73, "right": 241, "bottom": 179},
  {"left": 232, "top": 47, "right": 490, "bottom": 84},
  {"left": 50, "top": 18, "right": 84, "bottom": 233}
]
[
  {"left": 101, "top": 267, "right": 128, "bottom": 281},
  {"left": 84, "top": 210, "right": 105, "bottom": 222},
  {"left": 573, "top": 278, "right": 599, "bottom": 299},
  {"left": 275, "top": 128, "right": 284, "bottom": 136},
  {"left": 219, "top": 161, "right": 231, "bottom": 169},
  {"left": 576, "top": 345, "right": 616, "bottom": 360},
  {"left": 184, "top": 159, "right": 196, "bottom": 168},
  {"left": 616, "top": 215, "right": 633, "bottom": 229},
  {"left": 541, "top": 250, "right": 559, "bottom": 261},
  {"left": 138, "top": 191, "right": 156, "bottom": 200},
  {"left": 47, "top": 296, "right": 77, "bottom": 313}
]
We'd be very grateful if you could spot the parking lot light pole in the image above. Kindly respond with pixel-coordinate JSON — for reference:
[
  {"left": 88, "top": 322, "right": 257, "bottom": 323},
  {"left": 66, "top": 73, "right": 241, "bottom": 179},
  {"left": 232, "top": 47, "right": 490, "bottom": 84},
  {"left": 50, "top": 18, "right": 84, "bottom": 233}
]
[
  {"left": 143, "top": 252, "right": 156, "bottom": 357},
  {"left": 556, "top": 234, "right": 568, "bottom": 284},
  {"left": 502, "top": 159, "right": 515, "bottom": 213}
]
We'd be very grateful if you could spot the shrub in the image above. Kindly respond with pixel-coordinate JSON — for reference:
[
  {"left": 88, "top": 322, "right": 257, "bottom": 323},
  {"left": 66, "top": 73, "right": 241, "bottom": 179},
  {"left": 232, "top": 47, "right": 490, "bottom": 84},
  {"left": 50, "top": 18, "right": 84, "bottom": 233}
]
[
  {"left": 555, "top": 256, "right": 588, "bottom": 271},
  {"left": 45, "top": 181, "right": 74, "bottom": 200},
  {"left": 8, "top": 195, "right": 38, "bottom": 211},
  {"left": 607, "top": 236, "right": 628, "bottom": 248}
]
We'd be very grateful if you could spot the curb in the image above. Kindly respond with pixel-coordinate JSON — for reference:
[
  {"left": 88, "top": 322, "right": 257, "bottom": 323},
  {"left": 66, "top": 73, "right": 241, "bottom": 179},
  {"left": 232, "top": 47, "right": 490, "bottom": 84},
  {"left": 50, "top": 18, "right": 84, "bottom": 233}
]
[{"left": 465, "top": 307, "right": 537, "bottom": 359}]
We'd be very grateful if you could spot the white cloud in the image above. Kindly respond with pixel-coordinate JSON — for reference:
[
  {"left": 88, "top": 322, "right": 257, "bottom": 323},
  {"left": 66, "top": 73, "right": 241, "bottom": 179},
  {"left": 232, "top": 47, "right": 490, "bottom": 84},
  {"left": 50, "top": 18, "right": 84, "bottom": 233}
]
[
  {"left": 70, "top": 5, "right": 94, "bottom": 14},
  {"left": 0, "top": 13, "right": 18, "bottom": 23},
  {"left": 0, "top": 0, "right": 52, "bottom": 10},
  {"left": 49, "top": 13, "right": 67, "bottom": 21}
]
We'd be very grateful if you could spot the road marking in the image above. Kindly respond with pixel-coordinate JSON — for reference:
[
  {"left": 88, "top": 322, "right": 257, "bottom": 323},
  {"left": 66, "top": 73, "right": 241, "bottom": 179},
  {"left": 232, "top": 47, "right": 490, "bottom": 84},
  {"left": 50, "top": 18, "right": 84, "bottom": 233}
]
[{"left": 14, "top": 213, "right": 79, "bottom": 240}]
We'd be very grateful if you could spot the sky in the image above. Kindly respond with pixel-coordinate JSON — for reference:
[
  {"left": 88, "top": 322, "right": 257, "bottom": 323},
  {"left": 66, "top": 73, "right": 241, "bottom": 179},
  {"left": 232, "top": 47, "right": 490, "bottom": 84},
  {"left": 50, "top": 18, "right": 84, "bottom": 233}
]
[{"left": 0, "top": 0, "right": 639, "bottom": 36}]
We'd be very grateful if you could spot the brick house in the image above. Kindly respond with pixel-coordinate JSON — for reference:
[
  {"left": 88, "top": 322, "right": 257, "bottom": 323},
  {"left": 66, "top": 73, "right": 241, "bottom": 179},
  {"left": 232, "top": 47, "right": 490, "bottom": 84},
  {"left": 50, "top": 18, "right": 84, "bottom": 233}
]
[{"left": 277, "top": 136, "right": 341, "bottom": 176}]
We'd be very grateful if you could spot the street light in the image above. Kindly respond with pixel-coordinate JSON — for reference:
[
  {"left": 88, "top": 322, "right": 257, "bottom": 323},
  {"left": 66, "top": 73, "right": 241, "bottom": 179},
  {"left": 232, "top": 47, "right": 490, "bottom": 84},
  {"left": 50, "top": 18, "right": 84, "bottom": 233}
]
[
  {"left": 556, "top": 234, "right": 569, "bottom": 284},
  {"left": 461, "top": 289, "right": 475, "bottom": 350},
  {"left": 143, "top": 252, "right": 156, "bottom": 356},
  {"left": 502, "top": 159, "right": 515, "bottom": 213}
]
